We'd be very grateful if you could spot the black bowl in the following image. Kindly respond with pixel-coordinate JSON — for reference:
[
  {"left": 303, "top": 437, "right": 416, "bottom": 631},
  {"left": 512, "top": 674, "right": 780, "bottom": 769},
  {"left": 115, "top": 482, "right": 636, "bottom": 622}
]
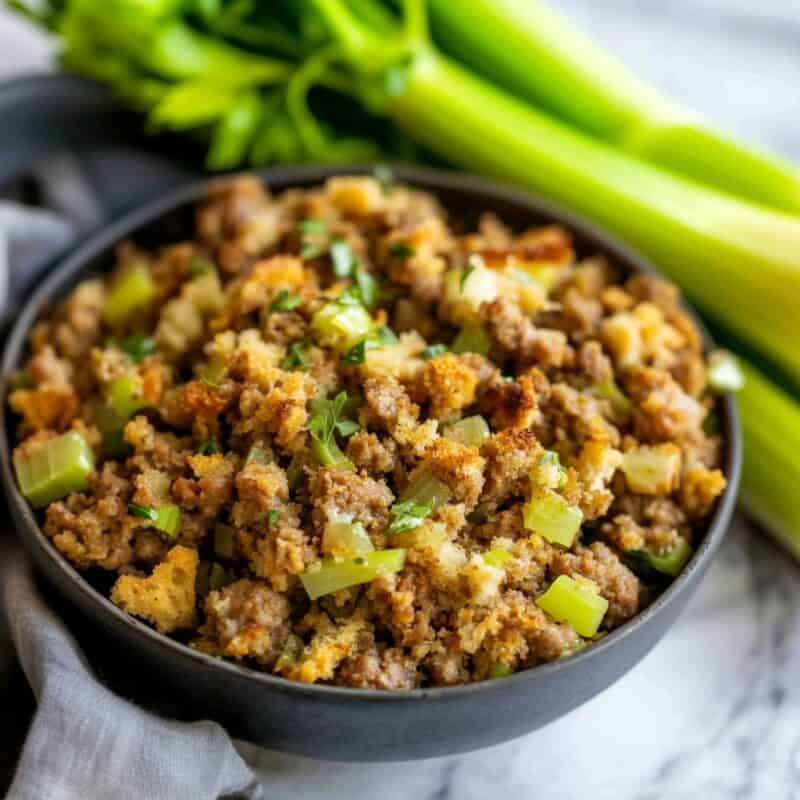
[{"left": 0, "top": 164, "right": 741, "bottom": 761}]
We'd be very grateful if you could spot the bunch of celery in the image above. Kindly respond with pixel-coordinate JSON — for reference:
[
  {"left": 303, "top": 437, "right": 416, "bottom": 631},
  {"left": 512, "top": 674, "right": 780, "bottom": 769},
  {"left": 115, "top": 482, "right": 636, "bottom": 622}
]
[{"left": 10, "top": 0, "right": 800, "bottom": 554}]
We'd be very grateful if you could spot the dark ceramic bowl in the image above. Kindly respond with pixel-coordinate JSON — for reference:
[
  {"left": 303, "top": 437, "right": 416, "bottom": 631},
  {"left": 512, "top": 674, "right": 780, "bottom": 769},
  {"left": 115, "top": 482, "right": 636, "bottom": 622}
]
[{"left": 0, "top": 164, "right": 741, "bottom": 761}]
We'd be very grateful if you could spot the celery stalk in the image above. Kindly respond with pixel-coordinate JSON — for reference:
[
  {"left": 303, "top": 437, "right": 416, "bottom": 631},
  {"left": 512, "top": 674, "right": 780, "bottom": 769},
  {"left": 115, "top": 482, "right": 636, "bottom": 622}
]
[
  {"left": 322, "top": 518, "right": 374, "bottom": 558},
  {"left": 301, "top": 549, "right": 406, "bottom": 600},
  {"left": 536, "top": 575, "right": 608, "bottom": 637},
  {"left": 103, "top": 262, "right": 156, "bottom": 326},
  {"left": 737, "top": 363, "right": 800, "bottom": 559},
  {"left": 443, "top": 415, "right": 490, "bottom": 448},
  {"left": 108, "top": 375, "right": 147, "bottom": 420},
  {"left": 523, "top": 489, "right": 583, "bottom": 548},
  {"left": 14, "top": 431, "right": 95, "bottom": 508},
  {"left": 428, "top": 0, "right": 800, "bottom": 215}
]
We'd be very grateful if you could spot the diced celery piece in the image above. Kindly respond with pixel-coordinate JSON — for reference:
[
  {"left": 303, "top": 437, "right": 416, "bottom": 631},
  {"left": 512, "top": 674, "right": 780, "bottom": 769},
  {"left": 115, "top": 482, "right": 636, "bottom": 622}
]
[
  {"left": 640, "top": 538, "right": 693, "bottom": 577},
  {"left": 399, "top": 468, "right": 452, "bottom": 508},
  {"left": 390, "top": 522, "right": 447, "bottom": 550},
  {"left": 154, "top": 504, "right": 181, "bottom": 540},
  {"left": 209, "top": 562, "right": 234, "bottom": 592},
  {"left": 483, "top": 547, "right": 513, "bottom": 568},
  {"left": 621, "top": 444, "right": 681, "bottom": 495},
  {"left": 707, "top": 349, "right": 745, "bottom": 393},
  {"left": 274, "top": 633, "right": 305, "bottom": 672},
  {"left": 103, "top": 430, "right": 131, "bottom": 460},
  {"left": 530, "top": 451, "right": 567, "bottom": 490},
  {"left": 515, "top": 261, "right": 561, "bottom": 293},
  {"left": 195, "top": 560, "right": 212, "bottom": 598},
  {"left": 488, "top": 662, "right": 514, "bottom": 679},
  {"left": 322, "top": 518, "right": 374, "bottom": 558},
  {"left": 244, "top": 446, "right": 271, "bottom": 466},
  {"left": 214, "top": 522, "right": 235, "bottom": 559},
  {"left": 311, "top": 301, "right": 373, "bottom": 352},
  {"left": 14, "top": 431, "right": 95, "bottom": 508},
  {"left": 536, "top": 574, "right": 608, "bottom": 637},
  {"left": 311, "top": 436, "right": 354, "bottom": 470},
  {"left": 451, "top": 324, "right": 491, "bottom": 356},
  {"left": 286, "top": 453, "right": 306, "bottom": 489},
  {"left": 90, "top": 399, "right": 130, "bottom": 459},
  {"left": 301, "top": 549, "right": 407, "bottom": 600},
  {"left": 108, "top": 375, "right": 147, "bottom": 420},
  {"left": 199, "top": 354, "right": 227, "bottom": 386},
  {"left": 443, "top": 415, "right": 491, "bottom": 448},
  {"left": 589, "top": 379, "right": 633, "bottom": 415},
  {"left": 523, "top": 489, "right": 583, "bottom": 547},
  {"left": 103, "top": 263, "right": 156, "bottom": 326}
]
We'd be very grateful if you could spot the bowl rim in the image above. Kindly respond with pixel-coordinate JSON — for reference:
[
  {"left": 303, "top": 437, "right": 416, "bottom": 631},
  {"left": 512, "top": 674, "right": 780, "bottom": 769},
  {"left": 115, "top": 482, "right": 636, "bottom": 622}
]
[{"left": 0, "top": 162, "right": 742, "bottom": 703}]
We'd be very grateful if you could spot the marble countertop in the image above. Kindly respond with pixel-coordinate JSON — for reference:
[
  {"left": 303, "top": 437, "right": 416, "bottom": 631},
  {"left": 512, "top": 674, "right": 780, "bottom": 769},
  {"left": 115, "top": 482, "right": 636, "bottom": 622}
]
[
  {"left": 3, "top": 2, "right": 800, "bottom": 798},
  {"left": 237, "top": 518, "right": 800, "bottom": 800}
]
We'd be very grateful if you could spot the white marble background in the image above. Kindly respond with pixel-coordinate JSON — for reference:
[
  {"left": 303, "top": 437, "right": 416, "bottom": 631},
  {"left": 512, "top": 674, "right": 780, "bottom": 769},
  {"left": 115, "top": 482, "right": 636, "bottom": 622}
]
[{"left": 3, "top": 2, "right": 800, "bottom": 798}]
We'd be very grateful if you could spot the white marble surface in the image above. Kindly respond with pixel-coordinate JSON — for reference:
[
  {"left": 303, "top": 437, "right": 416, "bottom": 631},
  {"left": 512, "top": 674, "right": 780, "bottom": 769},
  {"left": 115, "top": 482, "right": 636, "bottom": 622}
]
[{"left": 3, "top": 3, "right": 800, "bottom": 799}]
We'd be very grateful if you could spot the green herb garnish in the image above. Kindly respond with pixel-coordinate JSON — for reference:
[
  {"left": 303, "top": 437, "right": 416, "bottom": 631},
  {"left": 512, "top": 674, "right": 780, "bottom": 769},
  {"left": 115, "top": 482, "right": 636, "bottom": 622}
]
[
  {"left": 128, "top": 502, "right": 158, "bottom": 521},
  {"left": 422, "top": 343, "right": 448, "bottom": 359},
  {"left": 119, "top": 335, "right": 155, "bottom": 363},
  {"left": 197, "top": 439, "right": 220, "bottom": 455},
  {"left": 267, "top": 509, "right": 280, "bottom": 528},
  {"left": 389, "top": 242, "right": 415, "bottom": 260},
  {"left": 387, "top": 499, "right": 433, "bottom": 535},
  {"left": 308, "top": 391, "right": 361, "bottom": 444},
  {"left": 270, "top": 290, "right": 304, "bottom": 312},
  {"left": 281, "top": 338, "right": 311, "bottom": 371},
  {"left": 296, "top": 219, "right": 328, "bottom": 235},
  {"left": 460, "top": 260, "right": 477, "bottom": 291},
  {"left": 330, "top": 239, "right": 354, "bottom": 277},
  {"left": 341, "top": 326, "right": 398, "bottom": 365}
]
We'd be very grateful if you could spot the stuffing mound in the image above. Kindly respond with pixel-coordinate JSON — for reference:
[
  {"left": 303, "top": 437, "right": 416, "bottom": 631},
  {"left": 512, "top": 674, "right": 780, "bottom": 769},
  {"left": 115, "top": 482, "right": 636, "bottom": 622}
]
[{"left": 9, "top": 173, "right": 729, "bottom": 688}]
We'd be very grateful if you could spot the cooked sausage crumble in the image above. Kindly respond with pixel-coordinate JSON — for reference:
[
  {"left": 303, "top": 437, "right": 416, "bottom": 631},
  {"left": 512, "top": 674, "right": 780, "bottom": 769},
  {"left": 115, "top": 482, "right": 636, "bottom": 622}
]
[{"left": 9, "top": 174, "right": 728, "bottom": 688}]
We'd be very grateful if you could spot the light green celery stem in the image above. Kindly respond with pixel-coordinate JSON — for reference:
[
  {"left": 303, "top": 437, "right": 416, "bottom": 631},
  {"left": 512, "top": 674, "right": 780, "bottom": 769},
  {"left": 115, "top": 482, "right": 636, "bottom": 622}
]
[
  {"left": 737, "top": 362, "right": 800, "bottom": 558},
  {"left": 64, "top": 3, "right": 290, "bottom": 84},
  {"left": 427, "top": 0, "right": 800, "bottom": 214},
  {"left": 388, "top": 52, "right": 800, "bottom": 383}
]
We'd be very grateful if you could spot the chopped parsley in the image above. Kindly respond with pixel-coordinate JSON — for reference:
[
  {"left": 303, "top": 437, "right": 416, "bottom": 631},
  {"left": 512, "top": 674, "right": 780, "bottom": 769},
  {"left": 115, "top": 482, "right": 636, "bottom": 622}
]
[
  {"left": 389, "top": 242, "right": 415, "bottom": 260},
  {"left": 330, "top": 239, "right": 354, "bottom": 277},
  {"left": 341, "top": 326, "right": 398, "bottom": 365},
  {"left": 119, "top": 334, "right": 155, "bottom": 363},
  {"left": 329, "top": 239, "right": 379, "bottom": 309},
  {"left": 341, "top": 340, "right": 369, "bottom": 366},
  {"left": 128, "top": 503, "right": 158, "bottom": 522},
  {"left": 301, "top": 242, "right": 325, "bottom": 260},
  {"left": 460, "top": 261, "right": 476, "bottom": 291},
  {"left": 267, "top": 509, "right": 280, "bottom": 528},
  {"left": 308, "top": 391, "right": 361, "bottom": 445},
  {"left": 297, "top": 219, "right": 328, "bottom": 261},
  {"left": 270, "top": 290, "right": 304, "bottom": 312},
  {"left": 422, "top": 343, "right": 448, "bottom": 359},
  {"left": 296, "top": 219, "right": 328, "bottom": 235},
  {"left": 387, "top": 499, "right": 433, "bottom": 535},
  {"left": 197, "top": 439, "right": 220, "bottom": 455},
  {"left": 354, "top": 266, "right": 378, "bottom": 308},
  {"left": 281, "top": 337, "right": 311, "bottom": 370}
]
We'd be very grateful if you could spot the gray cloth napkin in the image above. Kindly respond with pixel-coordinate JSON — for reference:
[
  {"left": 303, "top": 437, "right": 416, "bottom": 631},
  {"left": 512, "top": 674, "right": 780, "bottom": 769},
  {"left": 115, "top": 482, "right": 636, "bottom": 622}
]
[{"left": 0, "top": 158, "right": 261, "bottom": 800}]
